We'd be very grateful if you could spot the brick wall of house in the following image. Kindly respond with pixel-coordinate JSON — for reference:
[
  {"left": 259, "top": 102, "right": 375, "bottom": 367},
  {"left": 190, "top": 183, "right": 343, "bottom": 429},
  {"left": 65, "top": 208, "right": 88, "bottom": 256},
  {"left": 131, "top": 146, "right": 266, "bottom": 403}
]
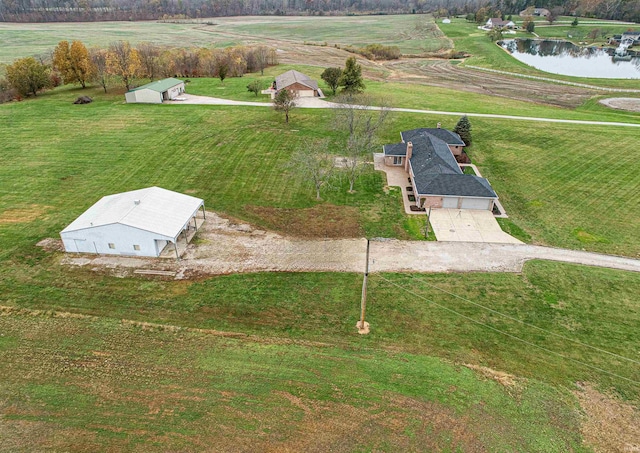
[
  {"left": 284, "top": 82, "right": 317, "bottom": 96},
  {"left": 420, "top": 196, "right": 443, "bottom": 208},
  {"left": 448, "top": 145, "right": 463, "bottom": 156},
  {"left": 384, "top": 156, "right": 404, "bottom": 166}
]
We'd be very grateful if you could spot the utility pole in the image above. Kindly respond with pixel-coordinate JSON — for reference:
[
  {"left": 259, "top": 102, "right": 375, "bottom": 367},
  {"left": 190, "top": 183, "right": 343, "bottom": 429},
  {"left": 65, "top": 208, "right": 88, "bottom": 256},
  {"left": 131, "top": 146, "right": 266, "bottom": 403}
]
[{"left": 357, "top": 239, "right": 370, "bottom": 334}]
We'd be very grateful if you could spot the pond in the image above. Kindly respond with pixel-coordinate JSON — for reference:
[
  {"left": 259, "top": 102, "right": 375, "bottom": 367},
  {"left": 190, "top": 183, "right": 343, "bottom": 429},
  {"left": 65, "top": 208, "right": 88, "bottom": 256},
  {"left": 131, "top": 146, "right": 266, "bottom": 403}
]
[{"left": 498, "top": 39, "right": 640, "bottom": 79}]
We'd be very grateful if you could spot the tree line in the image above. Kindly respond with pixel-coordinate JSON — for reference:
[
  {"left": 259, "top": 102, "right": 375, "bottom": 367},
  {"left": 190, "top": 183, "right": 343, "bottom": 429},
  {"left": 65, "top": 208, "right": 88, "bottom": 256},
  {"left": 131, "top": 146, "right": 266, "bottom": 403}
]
[
  {"left": 0, "top": 40, "right": 278, "bottom": 101},
  {"left": 1, "top": 0, "right": 637, "bottom": 23}
]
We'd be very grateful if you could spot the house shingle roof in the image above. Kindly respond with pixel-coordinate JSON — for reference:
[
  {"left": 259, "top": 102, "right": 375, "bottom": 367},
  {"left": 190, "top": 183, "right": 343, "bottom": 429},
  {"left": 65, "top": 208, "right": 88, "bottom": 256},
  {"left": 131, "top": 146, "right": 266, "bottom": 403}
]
[
  {"left": 401, "top": 128, "right": 465, "bottom": 146},
  {"left": 415, "top": 174, "right": 497, "bottom": 198},
  {"left": 275, "top": 70, "right": 318, "bottom": 91},
  {"left": 383, "top": 128, "right": 497, "bottom": 199},
  {"left": 383, "top": 143, "right": 407, "bottom": 155}
]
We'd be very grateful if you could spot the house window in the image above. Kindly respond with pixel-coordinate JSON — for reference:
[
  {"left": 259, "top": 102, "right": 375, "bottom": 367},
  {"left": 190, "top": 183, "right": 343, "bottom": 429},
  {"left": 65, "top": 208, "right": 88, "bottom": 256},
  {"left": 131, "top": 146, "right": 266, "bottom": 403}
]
[
  {"left": 393, "top": 156, "right": 403, "bottom": 165},
  {"left": 133, "top": 245, "right": 140, "bottom": 251},
  {"left": 108, "top": 243, "right": 115, "bottom": 249}
]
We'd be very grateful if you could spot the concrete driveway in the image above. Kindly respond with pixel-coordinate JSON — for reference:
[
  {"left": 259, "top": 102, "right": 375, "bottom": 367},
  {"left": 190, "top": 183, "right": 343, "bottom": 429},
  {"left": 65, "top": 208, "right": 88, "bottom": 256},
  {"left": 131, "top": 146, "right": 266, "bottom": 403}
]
[{"left": 429, "top": 209, "right": 522, "bottom": 244}]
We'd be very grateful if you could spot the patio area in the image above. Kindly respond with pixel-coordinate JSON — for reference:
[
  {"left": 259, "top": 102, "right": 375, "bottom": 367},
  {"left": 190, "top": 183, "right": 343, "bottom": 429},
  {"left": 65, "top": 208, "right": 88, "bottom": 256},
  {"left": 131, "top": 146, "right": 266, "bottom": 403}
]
[{"left": 373, "top": 153, "right": 424, "bottom": 215}]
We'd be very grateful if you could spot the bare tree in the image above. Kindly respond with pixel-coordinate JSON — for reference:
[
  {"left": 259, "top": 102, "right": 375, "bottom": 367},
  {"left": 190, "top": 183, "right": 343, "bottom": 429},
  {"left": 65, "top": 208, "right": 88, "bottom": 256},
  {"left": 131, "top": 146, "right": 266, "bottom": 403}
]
[
  {"left": 137, "top": 42, "right": 160, "bottom": 80},
  {"left": 273, "top": 89, "right": 297, "bottom": 123},
  {"left": 289, "top": 139, "right": 335, "bottom": 200},
  {"left": 255, "top": 46, "right": 270, "bottom": 75},
  {"left": 333, "top": 93, "right": 389, "bottom": 192},
  {"left": 90, "top": 47, "right": 110, "bottom": 93}
]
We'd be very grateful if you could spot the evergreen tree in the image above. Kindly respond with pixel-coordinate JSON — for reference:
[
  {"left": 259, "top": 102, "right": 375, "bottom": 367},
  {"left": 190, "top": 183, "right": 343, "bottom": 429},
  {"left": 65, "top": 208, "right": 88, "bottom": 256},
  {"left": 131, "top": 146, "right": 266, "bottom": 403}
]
[
  {"left": 453, "top": 115, "right": 472, "bottom": 146},
  {"left": 339, "top": 57, "right": 365, "bottom": 94}
]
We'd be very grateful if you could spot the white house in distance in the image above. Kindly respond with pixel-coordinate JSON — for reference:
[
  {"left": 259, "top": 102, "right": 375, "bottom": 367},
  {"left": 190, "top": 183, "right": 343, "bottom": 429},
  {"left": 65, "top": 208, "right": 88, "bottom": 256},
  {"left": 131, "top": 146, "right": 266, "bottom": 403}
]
[
  {"left": 125, "top": 78, "right": 185, "bottom": 104},
  {"left": 60, "top": 187, "right": 205, "bottom": 258}
]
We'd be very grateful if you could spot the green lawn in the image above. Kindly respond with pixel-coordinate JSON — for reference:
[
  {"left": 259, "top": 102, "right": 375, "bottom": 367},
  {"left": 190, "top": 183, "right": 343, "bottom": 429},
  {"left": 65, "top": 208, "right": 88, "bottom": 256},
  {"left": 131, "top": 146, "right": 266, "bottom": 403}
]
[
  {"left": 0, "top": 308, "right": 590, "bottom": 451},
  {"left": 1, "top": 82, "right": 639, "bottom": 257},
  {"left": 0, "top": 260, "right": 638, "bottom": 449}
]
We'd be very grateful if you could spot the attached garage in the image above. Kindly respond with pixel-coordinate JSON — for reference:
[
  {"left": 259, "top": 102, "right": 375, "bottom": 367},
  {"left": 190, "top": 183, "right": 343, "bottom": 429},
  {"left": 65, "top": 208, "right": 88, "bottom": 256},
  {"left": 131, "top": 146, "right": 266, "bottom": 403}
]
[
  {"left": 442, "top": 197, "right": 459, "bottom": 208},
  {"left": 460, "top": 198, "right": 492, "bottom": 210},
  {"left": 125, "top": 78, "right": 185, "bottom": 104},
  {"left": 60, "top": 186, "right": 205, "bottom": 258}
]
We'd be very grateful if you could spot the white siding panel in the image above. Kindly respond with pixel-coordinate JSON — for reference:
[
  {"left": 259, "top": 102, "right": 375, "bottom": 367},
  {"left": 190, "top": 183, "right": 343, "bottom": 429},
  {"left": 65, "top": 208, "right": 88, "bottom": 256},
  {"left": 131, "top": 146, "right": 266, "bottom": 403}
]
[
  {"left": 165, "top": 83, "right": 185, "bottom": 100},
  {"left": 129, "top": 89, "right": 163, "bottom": 104},
  {"left": 460, "top": 198, "right": 492, "bottom": 210},
  {"left": 61, "top": 224, "right": 171, "bottom": 257}
]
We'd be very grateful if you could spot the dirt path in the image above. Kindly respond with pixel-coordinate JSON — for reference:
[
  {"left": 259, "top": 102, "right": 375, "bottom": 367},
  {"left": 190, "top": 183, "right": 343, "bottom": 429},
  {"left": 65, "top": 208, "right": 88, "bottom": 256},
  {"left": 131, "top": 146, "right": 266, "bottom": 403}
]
[{"left": 58, "top": 212, "right": 640, "bottom": 278}]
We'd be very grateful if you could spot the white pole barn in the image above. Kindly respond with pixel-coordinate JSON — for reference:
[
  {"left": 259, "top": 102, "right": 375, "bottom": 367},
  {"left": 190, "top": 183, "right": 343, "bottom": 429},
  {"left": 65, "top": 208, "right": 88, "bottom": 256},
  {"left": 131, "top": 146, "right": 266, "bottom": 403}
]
[
  {"left": 60, "top": 187, "right": 205, "bottom": 258},
  {"left": 125, "top": 78, "right": 185, "bottom": 104}
]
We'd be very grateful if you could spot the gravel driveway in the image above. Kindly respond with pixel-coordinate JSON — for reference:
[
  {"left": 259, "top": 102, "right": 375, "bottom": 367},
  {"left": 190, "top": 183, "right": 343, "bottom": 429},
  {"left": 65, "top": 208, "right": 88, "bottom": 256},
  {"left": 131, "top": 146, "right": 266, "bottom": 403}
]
[{"left": 60, "top": 212, "right": 640, "bottom": 278}]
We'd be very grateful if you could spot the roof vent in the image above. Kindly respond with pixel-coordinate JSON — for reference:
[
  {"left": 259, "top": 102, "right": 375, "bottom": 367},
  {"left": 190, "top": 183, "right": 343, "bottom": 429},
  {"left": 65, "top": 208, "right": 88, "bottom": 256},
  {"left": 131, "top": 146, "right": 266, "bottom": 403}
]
[{"left": 134, "top": 199, "right": 141, "bottom": 205}]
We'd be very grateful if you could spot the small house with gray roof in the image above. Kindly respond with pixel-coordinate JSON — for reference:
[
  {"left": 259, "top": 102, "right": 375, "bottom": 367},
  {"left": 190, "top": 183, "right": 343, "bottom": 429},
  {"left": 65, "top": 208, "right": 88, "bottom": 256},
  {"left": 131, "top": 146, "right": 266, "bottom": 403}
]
[
  {"left": 383, "top": 127, "right": 498, "bottom": 211},
  {"left": 125, "top": 78, "right": 185, "bottom": 104},
  {"left": 266, "top": 70, "right": 321, "bottom": 99}
]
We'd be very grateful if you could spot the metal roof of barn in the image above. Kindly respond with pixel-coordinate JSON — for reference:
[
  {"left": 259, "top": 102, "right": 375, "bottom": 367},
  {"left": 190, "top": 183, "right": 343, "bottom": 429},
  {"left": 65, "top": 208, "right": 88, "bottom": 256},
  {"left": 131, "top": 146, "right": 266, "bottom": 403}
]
[
  {"left": 127, "top": 78, "right": 184, "bottom": 93},
  {"left": 61, "top": 187, "right": 204, "bottom": 240}
]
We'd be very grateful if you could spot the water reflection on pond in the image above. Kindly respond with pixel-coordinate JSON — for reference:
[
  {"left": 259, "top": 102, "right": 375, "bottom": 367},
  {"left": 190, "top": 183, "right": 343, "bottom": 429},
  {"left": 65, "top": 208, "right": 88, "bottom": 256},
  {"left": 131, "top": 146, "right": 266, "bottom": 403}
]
[{"left": 499, "top": 39, "right": 640, "bottom": 79}]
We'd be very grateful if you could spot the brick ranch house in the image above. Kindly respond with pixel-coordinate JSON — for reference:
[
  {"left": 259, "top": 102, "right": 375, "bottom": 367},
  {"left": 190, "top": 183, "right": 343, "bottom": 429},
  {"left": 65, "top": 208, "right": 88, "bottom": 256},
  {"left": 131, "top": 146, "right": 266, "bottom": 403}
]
[
  {"left": 263, "top": 70, "right": 322, "bottom": 99},
  {"left": 383, "top": 127, "right": 498, "bottom": 211}
]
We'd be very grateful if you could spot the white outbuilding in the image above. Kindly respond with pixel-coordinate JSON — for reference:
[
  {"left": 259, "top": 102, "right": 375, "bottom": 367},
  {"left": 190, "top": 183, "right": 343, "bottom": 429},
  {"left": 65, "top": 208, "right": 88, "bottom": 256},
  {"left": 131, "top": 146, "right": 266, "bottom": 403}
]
[
  {"left": 124, "top": 78, "right": 185, "bottom": 104},
  {"left": 60, "top": 187, "right": 205, "bottom": 258}
]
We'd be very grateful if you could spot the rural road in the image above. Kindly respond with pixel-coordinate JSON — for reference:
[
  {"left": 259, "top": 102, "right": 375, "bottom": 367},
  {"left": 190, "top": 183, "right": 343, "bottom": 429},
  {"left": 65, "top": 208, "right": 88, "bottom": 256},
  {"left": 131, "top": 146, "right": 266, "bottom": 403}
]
[
  {"left": 62, "top": 213, "right": 640, "bottom": 277},
  {"left": 168, "top": 94, "right": 640, "bottom": 128}
]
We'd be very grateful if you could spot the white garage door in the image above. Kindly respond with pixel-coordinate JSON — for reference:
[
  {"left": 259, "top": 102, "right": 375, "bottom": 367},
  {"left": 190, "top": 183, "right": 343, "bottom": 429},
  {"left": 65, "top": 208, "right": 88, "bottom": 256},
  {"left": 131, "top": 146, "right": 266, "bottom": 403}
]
[
  {"left": 442, "top": 197, "right": 459, "bottom": 208},
  {"left": 460, "top": 198, "right": 491, "bottom": 210}
]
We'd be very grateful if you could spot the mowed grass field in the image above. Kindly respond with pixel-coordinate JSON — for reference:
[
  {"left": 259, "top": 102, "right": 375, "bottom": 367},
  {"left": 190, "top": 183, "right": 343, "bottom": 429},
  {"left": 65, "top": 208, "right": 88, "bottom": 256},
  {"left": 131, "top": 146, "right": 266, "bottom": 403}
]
[
  {"left": 0, "top": 14, "right": 451, "bottom": 64},
  {"left": 1, "top": 262, "right": 639, "bottom": 450},
  {"left": 1, "top": 79, "right": 639, "bottom": 255}
]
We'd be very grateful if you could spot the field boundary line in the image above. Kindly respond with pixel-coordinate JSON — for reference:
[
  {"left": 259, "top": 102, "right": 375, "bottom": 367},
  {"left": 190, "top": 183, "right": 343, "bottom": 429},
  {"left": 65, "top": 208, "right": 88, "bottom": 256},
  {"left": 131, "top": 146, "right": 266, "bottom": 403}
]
[
  {"left": 0, "top": 305, "right": 335, "bottom": 348},
  {"left": 463, "top": 65, "right": 640, "bottom": 93}
]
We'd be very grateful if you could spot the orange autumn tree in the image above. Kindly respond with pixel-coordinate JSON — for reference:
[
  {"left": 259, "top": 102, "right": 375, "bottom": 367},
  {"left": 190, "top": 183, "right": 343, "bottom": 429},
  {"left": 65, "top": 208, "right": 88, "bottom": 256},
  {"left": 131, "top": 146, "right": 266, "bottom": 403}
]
[
  {"left": 52, "top": 40, "right": 94, "bottom": 88},
  {"left": 106, "top": 41, "right": 142, "bottom": 91}
]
